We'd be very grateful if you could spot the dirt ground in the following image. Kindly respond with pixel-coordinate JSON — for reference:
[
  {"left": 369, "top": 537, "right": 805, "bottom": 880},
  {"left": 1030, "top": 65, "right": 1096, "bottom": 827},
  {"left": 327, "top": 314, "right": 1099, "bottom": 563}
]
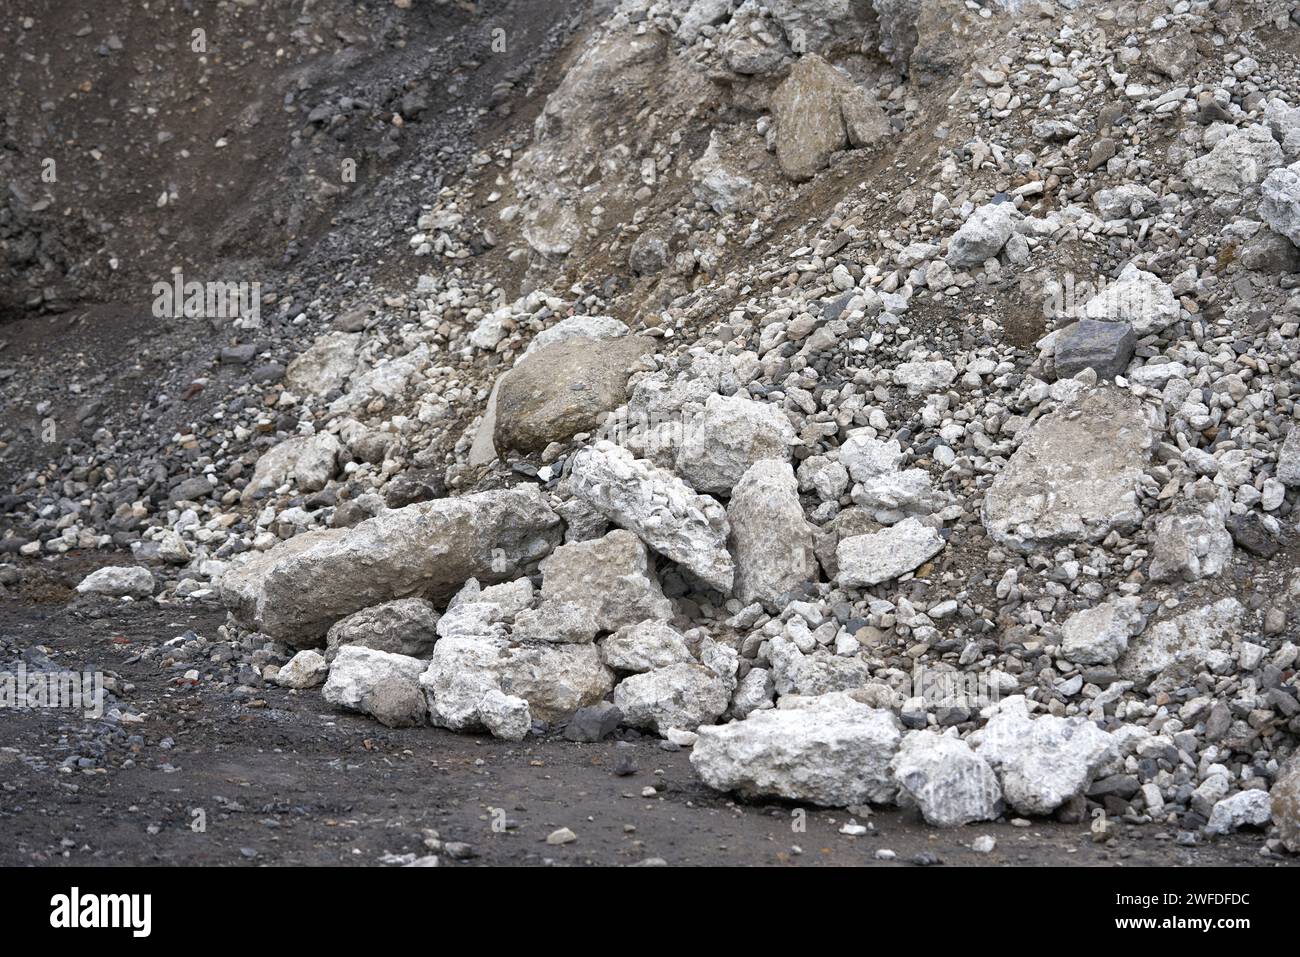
[{"left": 0, "top": 558, "right": 1289, "bottom": 868}]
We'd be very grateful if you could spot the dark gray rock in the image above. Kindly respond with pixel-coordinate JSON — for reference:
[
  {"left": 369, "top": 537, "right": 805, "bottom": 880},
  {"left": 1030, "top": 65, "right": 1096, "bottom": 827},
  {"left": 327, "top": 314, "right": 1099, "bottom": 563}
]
[
  {"left": 1227, "top": 511, "right": 1279, "bottom": 558},
  {"left": 563, "top": 701, "right": 623, "bottom": 742},
  {"left": 1054, "top": 319, "right": 1136, "bottom": 380}
]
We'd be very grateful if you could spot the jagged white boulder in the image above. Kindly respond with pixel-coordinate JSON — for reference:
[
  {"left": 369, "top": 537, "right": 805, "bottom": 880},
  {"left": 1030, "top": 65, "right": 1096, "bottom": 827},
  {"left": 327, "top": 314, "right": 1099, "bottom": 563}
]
[
  {"left": 1205, "top": 790, "right": 1272, "bottom": 836},
  {"left": 1120, "top": 598, "right": 1244, "bottom": 680},
  {"left": 971, "top": 697, "right": 1116, "bottom": 816},
  {"left": 284, "top": 331, "right": 360, "bottom": 397},
  {"left": 982, "top": 387, "right": 1153, "bottom": 551},
  {"left": 613, "top": 663, "right": 731, "bottom": 734},
  {"left": 566, "top": 441, "right": 734, "bottom": 592},
  {"left": 1083, "top": 263, "right": 1180, "bottom": 335},
  {"left": 273, "top": 649, "right": 329, "bottom": 689},
  {"left": 891, "top": 730, "right": 1003, "bottom": 827},
  {"left": 836, "top": 517, "right": 945, "bottom": 588},
  {"left": 692, "top": 693, "right": 902, "bottom": 806},
  {"left": 538, "top": 529, "right": 672, "bottom": 631},
  {"left": 676, "top": 393, "right": 796, "bottom": 495},
  {"left": 838, "top": 430, "right": 904, "bottom": 484},
  {"left": 76, "top": 565, "right": 155, "bottom": 599},
  {"left": 600, "top": 620, "right": 695, "bottom": 672},
  {"left": 322, "top": 647, "right": 428, "bottom": 728},
  {"left": 946, "top": 202, "right": 1016, "bottom": 268},
  {"left": 1059, "top": 596, "right": 1146, "bottom": 666},
  {"left": 1148, "top": 503, "right": 1233, "bottom": 583},
  {"left": 1182, "top": 124, "right": 1282, "bottom": 198},
  {"left": 221, "top": 486, "right": 561, "bottom": 646},
  {"left": 241, "top": 431, "right": 342, "bottom": 502},
  {"left": 727, "top": 460, "right": 815, "bottom": 606}
]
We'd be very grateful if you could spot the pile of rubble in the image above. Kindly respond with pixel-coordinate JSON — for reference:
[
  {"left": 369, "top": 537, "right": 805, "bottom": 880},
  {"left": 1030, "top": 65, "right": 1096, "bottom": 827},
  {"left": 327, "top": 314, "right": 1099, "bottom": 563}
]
[{"left": 8, "top": 0, "right": 1300, "bottom": 852}]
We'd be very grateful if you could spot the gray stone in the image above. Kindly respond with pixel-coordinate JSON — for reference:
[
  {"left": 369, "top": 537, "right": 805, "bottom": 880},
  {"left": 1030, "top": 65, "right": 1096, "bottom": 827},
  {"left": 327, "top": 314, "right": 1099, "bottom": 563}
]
[
  {"left": 727, "top": 460, "right": 815, "bottom": 607},
  {"left": 1054, "top": 319, "right": 1135, "bottom": 380},
  {"left": 1205, "top": 790, "right": 1272, "bottom": 836},
  {"left": 1120, "top": 598, "right": 1244, "bottom": 681},
  {"left": 563, "top": 701, "right": 623, "bottom": 742},
  {"left": 273, "top": 649, "right": 329, "bottom": 689},
  {"left": 284, "top": 331, "right": 360, "bottom": 397},
  {"left": 322, "top": 646, "right": 428, "bottom": 728},
  {"left": 771, "top": 54, "right": 887, "bottom": 182},
  {"left": 891, "top": 730, "right": 1003, "bottom": 827},
  {"left": 324, "top": 597, "right": 441, "bottom": 662},
  {"left": 946, "top": 202, "right": 1016, "bottom": 269},
  {"left": 836, "top": 517, "right": 945, "bottom": 588},
  {"left": 981, "top": 387, "right": 1153, "bottom": 551},
  {"left": 676, "top": 393, "right": 796, "bottom": 495},
  {"left": 613, "top": 663, "right": 730, "bottom": 734},
  {"left": 539, "top": 530, "right": 672, "bottom": 631},
  {"left": 691, "top": 692, "right": 903, "bottom": 807},
  {"left": 1277, "top": 426, "right": 1300, "bottom": 487},
  {"left": 221, "top": 487, "right": 561, "bottom": 645},
  {"left": 241, "top": 432, "right": 342, "bottom": 502},
  {"left": 1059, "top": 596, "right": 1145, "bottom": 666},
  {"left": 600, "top": 620, "right": 694, "bottom": 673},
  {"left": 1148, "top": 503, "right": 1233, "bottom": 583},
  {"left": 1082, "top": 264, "right": 1180, "bottom": 336},
  {"left": 75, "top": 565, "right": 155, "bottom": 599}
]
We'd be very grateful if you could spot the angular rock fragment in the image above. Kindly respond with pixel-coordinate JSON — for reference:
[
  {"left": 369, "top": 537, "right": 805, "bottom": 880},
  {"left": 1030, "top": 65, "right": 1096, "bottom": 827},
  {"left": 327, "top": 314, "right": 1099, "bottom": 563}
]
[
  {"left": 771, "top": 53, "right": 887, "bottom": 182},
  {"left": 1205, "top": 790, "right": 1272, "bottom": 836},
  {"left": 539, "top": 529, "right": 672, "bottom": 631},
  {"left": 241, "top": 432, "right": 342, "bottom": 502},
  {"left": 891, "top": 730, "right": 1003, "bottom": 827},
  {"left": 727, "top": 460, "right": 815, "bottom": 606},
  {"left": 1148, "top": 503, "right": 1232, "bottom": 583},
  {"left": 676, "top": 393, "right": 796, "bottom": 495},
  {"left": 613, "top": 663, "right": 730, "bottom": 734},
  {"left": 1119, "top": 598, "right": 1244, "bottom": 681},
  {"left": 76, "top": 566, "right": 155, "bottom": 599},
  {"left": 323, "top": 646, "right": 428, "bottom": 728},
  {"left": 1059, "top": 596, "right": 1145, "bottom": 666},
  {"left": 691, "top": 692, "right": 902, "bottom": 807},
  {"left": 600, "top": 620, "right": 694, "bottom": 673},
  {"left": 1082, "top": 263, "right": 1180, "bottom": 336},
  {"left": 566, "top": 441, "right": 734, "bottom": 591},
  {"left": 836, "top": 517, "right": 945, "bottom": 588},
  {"left": 946, "top": 202, "right": 1016, "bottom": 269},
  {"left": 1053, "top": 319, "right": 1135, "bottom": 380},
  {"left": 274, "top": 649, "right": 329, "bottom": 689},
  {"left": 221, "top": 487, "right": 561, "bottom": 645},
  {"left": 981, "top": 387, "right": 1153, "bottom": 551},
  {"left": 324, "top": 597, "right": 441, "bottom": 662}
]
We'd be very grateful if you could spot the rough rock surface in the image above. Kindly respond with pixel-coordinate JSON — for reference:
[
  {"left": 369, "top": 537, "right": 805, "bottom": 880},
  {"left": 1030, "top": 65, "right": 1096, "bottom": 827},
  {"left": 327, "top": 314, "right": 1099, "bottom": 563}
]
[
  {"left": 676, "top": 393, "right": 796, "bottom": 495},
  {"left": 324, "top": 597, "right": 441, "bottom": 662},
  {"left": 771, "top": 54, "right": 887, "bottom": 182},
  {"left": 613, "top": 662, "right": 730, "bottom": 734},
  {"left": 727, "top": 460, "right": 815, "bottom": 606},
  {"left": 690, "top": 693, "right": 902, "bottom": 806},
  {"left": 836, "top": 517, "right": 945, "bottom": 588},
  {"left": 220, "top": 487, "right": 561, "bottom": 645},
  {"left": 1120, "top": 598, "right": 1245, "bottom": 681},
  {"left": 566, "top": 441, "right": 734, "bottom": 592},
  {"left": 538, "top": 529, "right": 672, "bottom": 631},
  {"left": 1059, "top": 596, "right": 1145, "bottom": 667},
  {"left": 322, "top": 646, "right": 428, "bottom": 728},
  {"left": 891, "top": 730, "right": 1003, "bottom": 827},
  {"left": 274, "top": 649, "right": 329, "bottom": 689},
  {"left": 75, "top": 566, "right": 155, "bottom": 599},
  {"left": 982, "top": 387, "right": 1153, "bottom": 550}
]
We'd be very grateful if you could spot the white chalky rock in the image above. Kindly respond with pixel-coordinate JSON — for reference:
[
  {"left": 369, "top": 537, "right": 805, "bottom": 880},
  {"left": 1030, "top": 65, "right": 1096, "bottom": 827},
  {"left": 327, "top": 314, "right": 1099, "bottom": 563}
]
[
  {"left": 891, "top": 730, "right": 1003, "bottom": 827},
  {"left": 477, "top": 689, "right": 532, "bottom": 742},
  {"left": 691, "top": 692, "right": 903, "bottom": 807},
  {"left": 946, "top": 202, "right": 1016, "bottom": 268},
  {"left": 676, "top": 393, "right": 796, "bottom": 495},
  {"left": 323, "top": 646, "right": 428, "bottom": 728},
  {"left": 566, "top": 441, "right": 734, "bottom": 592},
  {"left": 76, "top": 565, "right": 155, "bottom": 599},
  {"left": 1182, "top": 124, "right": 1282, "bottom": 198},
  {"left": 835, "top": 517, "right": 945, "bottom": 588},
  {"left": 1059, "top": 596, "right": 1145, "bottom": 666},
  {"left": 1277, "top": 427, "right": 1300, "bottom": 487},
  {"left": 1205, "top": 790, "right": 1273, "bottom": 836},
  {"left": 1119, "top": 598, "right": 1245, "bottom": 680},
  {"left": 1262, "top": 161, "right": 1300, "bottom": 246},
  {"left": 728, "top": 667, "right": 775, "bottom": 719},
  {"left": 539, "top": 529, "right": 672, "bottom": 631},
  {"left": 241, "top": 431, "right": 342, "bottom": 502},
  {"left": 1148, "top": 503, "right": 1233, "bottom": 582},
  {"left": 284, "top": 331, "right": 360, "bottom": 397},
  {"left": 1082, "top": 263, "right": 1180, "bottom": 335},
  {"left": 511, "top": 600, "right": 600, "bottom": 644},
  {"left": 600, "top": 620, "right": 695, "bottom": 672},
  {"left": 274, "top": 649, "right": 329, "bottom": 689},
  {"left": 838, "top": 430, "right": 904, "bottom": 484},
  {"left": 892, "top": 359, "right": 957, "bottom": 395},
  {"left": 727, "top": 460, "right": 816, "bottom": 606},
  {"left": 981, "top": 387, "right": 1153, "bottom": 551},
  {"left": 970, "top": 697, "right": 1116, "bottom": 816},
  {"left": 221, "top": 486, "right": 561, "bottom": 646},
  {"left": 613, "top": 662, "right": 730, "bottom": 734}
]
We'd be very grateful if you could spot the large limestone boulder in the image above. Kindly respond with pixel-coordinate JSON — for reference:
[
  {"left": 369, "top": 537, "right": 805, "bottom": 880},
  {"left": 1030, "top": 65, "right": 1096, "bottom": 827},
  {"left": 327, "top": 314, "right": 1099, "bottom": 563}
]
[
  {"left": 970, "top": 696, "right": 1116, "bottom": 816},
  {"left": 324, "top": 597, "right": 441, "bottom": 662},
  {"left": 613, "top": 663, "right": 731, "bottom": 734},
  {"left": 493, "top": 335, "right": 652, "bottom": 454},
  {"left": 676, "top": 393, "right": 796, "bottom": 495},
  {"left": 1119, "top": 598, "right": 1244, "bottom": 681},
  {"left": 284, "top": 331, "right": 360, "bottom": 397},
  {"left": 539, "top": 529, "right": 673, "bottom": 631},
  {"left": 322, "top": 646, "right": 428, "bottom": 728},
  {"left": 891, "top": 730, "right": 1003, "bottom": 827},
  {"left": 220, "top": 486, "right": 561, "bottom": 645},
  {"left": 981, "top": 387, "right": 1153, "bottom": 551},
  {"left": 566, "top": 441, "right": 734, "bottom": 592},
  {"left": 727, "top": 460, "right": 816, "bottom": 606},
  {"left": 691, "top": 692, "right": 903, "bottom": 806},
  {"left": 771, "top": 54, "right": 888, "bottom": 182}
]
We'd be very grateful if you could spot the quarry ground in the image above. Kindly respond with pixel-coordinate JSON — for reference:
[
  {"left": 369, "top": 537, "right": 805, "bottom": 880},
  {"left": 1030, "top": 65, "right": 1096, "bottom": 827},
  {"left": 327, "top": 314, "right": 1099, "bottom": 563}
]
[{"left": 0, "top": 557, "right": 1286, "bottom": 868}]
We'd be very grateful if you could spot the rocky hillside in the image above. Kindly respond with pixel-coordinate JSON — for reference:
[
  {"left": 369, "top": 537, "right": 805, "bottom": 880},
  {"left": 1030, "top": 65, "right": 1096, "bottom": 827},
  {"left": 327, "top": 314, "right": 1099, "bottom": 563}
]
[{"left": 4, "top": 0, "right": 1300, "bottom": 854}]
